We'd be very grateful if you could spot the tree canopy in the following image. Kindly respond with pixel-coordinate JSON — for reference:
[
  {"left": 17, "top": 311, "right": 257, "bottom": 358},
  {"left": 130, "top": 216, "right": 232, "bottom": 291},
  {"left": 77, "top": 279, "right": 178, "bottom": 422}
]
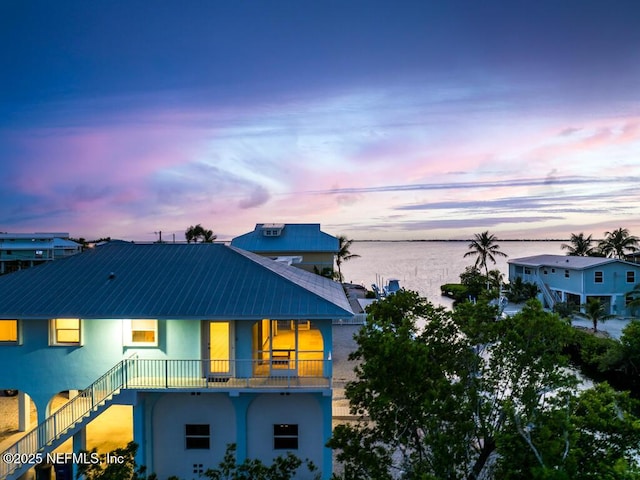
[
  {"left": 599, "top": 227, "right": 639, "bottom": 259},
  {"left": 329, "top": 291, "right": 640, "bottom": 479},
  {"left": 464, "top": 231, "right": 508, "bottom": 285},
  {"left": 335, "top": 235, "right": 360, "bottom": 282},
  {"left": 185, "top": 224, "right": 216, "bottom": 243},
  {"left": 561, "top": 232, "right": 596, "bottom": 256}
]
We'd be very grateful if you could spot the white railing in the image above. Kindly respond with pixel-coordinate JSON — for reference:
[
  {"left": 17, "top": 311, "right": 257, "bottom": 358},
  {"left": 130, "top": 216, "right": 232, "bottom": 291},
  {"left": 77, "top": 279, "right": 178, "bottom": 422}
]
[
  {"left": 0, "top": 361, "right": 125, "bottom": 479},
  {"left": 535, "top": 278, "right": 556, "bottom": 309},
  {"left": 0, "top": 357, "right": 332, "bottom": 479},
  {"left": 333, "top": 314, "right": 367, "bottom": 325}
]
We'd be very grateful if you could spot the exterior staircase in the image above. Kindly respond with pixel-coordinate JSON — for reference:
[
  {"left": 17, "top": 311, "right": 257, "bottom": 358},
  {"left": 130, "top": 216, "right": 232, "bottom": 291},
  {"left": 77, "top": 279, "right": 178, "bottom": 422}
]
[
  {"left": 0, "top": 356, "right": 331, "bottom": 479},
  {"left": 0, "top": 361, "right": 127, "bottom": 480},
  {"left": 535, "top": 278, "right": 560, "bottom": 310}
]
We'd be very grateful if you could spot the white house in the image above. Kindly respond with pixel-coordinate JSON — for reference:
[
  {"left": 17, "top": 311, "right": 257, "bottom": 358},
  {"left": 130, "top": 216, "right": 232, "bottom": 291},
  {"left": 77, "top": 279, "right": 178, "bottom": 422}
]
[
  {"left": 0, "top": 241, "right": 353, "bottom": 480},
  {"left": 508, "top": 254, "right": 640, "bottom": 315}
]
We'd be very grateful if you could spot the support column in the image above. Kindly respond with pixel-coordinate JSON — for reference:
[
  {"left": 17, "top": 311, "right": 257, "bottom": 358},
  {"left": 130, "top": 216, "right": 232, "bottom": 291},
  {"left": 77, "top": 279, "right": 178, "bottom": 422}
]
[
  {"left": 18, "top": 391, "right": 30, "bottom": 432},
  {"left": 72, "top": 428, "right": 88, "bottom": 480},
  {"left": 133, "top": 397, "right": 147, "bottom": 471},
  {"left": 320, "top": 393, "right": 333, "bottom": 480},
  {"left": 231, "top": 394, "right": 252, "bottom": 463}
]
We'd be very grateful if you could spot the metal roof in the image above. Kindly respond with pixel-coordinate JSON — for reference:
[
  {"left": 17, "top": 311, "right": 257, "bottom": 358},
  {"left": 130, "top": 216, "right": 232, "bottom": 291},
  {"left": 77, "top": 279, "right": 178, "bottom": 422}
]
[
  {"left": 0, "top": 242, "right": 354, "bottom": 320},
  {"left": 508, "top": 254, "right": 635, "bottom": 270},
  {"left": 230, "top": 223, "right": 339, "bottom": 253}
]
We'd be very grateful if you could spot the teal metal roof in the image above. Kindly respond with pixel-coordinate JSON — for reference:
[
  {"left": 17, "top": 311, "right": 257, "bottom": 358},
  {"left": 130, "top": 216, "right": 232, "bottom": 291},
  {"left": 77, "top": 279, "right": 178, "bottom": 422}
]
[
  {"left": 230, "top": 224, "right": 339, "bottom": 253},
  {"left": 0, "top": 242, "right": 353, "bottom": 320}
]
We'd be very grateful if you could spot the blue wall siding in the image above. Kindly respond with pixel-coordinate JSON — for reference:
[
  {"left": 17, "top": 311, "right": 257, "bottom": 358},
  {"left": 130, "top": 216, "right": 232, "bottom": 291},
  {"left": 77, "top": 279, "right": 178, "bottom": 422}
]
[
  {"left": 0, "top": 318, "right": 332, "bottom": 419},
  {"left": 0, "top": 319, "right": 202, "bottom": 415}
]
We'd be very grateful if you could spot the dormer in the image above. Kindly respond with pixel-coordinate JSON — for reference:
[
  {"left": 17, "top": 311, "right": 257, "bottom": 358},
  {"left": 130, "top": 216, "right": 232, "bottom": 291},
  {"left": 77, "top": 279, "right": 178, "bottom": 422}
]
[{"left": 261, "top": 223, "right": 285, "bottom": 237}]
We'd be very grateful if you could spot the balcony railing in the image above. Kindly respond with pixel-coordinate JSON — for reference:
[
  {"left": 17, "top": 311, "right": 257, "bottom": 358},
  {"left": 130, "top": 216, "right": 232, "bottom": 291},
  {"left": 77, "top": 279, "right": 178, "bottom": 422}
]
[{"left": 125, "top": 358, "right": 331, "bottom": 389}]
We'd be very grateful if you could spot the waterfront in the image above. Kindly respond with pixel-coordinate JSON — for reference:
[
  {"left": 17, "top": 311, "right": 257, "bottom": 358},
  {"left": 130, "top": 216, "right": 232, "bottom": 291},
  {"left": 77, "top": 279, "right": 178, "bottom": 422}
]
[{"left": 340, "top": 240, "right": 565, "bottom": 308}]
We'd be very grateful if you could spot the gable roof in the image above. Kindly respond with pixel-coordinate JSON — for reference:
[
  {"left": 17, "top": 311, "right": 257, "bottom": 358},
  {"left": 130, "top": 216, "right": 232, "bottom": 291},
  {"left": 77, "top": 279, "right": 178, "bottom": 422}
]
[
  {"left": 508, "top": 254, "right": 639, "bottom": 270},
  {"left": 0, "top": 242, "right": 353, "bottom": 320},
  {"left": 231, "top": 223, "right": 339, "bottom": 253}
]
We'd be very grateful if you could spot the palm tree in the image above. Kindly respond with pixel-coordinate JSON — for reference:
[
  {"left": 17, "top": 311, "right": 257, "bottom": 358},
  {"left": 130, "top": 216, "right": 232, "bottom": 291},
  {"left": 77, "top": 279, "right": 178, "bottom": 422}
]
[
  {"left": 335, "top": 235, "right": 360, "bottom": 282},
  {"left": 561, "top": 232, "right": 596, "bottom": 256},
  {"left": 185, "top": 224, "right": 217, "bottom": 243},
  {"left": 200, "top": 228, "right": 216, "bottom": 243},
  {"left": 464, "top": 231, "right": 508, "bottom": 288},
  {"left": 598, "top": 227, "right": 639, "bottom": 259},
  {"left": 578, "top": 297, "right": 615, "bottom": 333},
  {"left": 625, "top": 283, "right": 640, "bottom": 317}
]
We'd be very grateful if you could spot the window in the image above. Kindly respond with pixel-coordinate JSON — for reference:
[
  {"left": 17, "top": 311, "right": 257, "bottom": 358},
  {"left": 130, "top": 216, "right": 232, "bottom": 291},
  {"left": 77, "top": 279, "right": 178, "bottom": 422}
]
[
  {"left": 0, "top": 320, "right": 18, "bottom": 343},
  {"left": 524, "top": 268, "right": 532, "bottom": 275},
  {"left": 565, "top": 270, "right": 570, "bottom": 278},
  {"left": 551, "top": 268, "right": 555, "bottom": 273},
  {"left": 185, "top": 424, "right": 210, "bottom": 449},
  {"left": 594, "top": 271, "right": 603, "bottom": 283},
  {"left": 543, "top": 269, "right": 548, "bottom": 275},
  {"left": 123, "top": 319, "right": 158, "bottom": 346},
  {"left": 274, "top": 424, "right": 298, "bottom": 450},
  {"left": 50, "top": 318, "right": 81, "bottom": 345},
  {"left": 627, "top": 271, "right": 636, "bottom": 284}
]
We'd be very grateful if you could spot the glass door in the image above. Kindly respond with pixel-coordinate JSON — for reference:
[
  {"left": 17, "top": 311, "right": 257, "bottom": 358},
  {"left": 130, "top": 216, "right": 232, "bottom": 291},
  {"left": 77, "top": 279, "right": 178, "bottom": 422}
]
[{"left": 208, "top": 321, "right": 233, "bottom": 376}]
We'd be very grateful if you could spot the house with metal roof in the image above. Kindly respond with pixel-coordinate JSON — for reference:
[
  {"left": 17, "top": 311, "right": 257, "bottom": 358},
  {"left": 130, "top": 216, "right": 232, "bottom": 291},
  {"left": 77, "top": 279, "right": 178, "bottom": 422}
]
[
  {"left": 0, "top": 232, "right": 82, "bottom": 275},
  {"left": 230, "top": 224, "right": 339, "bottom": 275},
  {"left": 0, "top": 242, "right": 353, "bottom": 480},
  {"left": 508, "top": 254, "right": 640, "bottom": 315}
]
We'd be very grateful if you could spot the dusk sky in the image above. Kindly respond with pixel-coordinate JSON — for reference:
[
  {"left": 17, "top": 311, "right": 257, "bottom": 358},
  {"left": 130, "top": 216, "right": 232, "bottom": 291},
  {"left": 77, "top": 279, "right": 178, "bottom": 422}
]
[{"left": 2, "top": 1, "right": 640, "bottom": 241}]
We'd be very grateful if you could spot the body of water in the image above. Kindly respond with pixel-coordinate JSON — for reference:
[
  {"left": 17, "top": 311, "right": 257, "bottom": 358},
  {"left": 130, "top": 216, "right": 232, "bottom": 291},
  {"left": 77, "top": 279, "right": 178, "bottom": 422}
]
[{"left": 340, "top": 240, "right": 565, "bottom": 308}]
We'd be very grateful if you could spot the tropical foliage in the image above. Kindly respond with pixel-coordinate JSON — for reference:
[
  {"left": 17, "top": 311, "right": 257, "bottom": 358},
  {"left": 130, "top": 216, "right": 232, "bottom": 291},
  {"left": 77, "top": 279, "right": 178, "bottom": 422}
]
[
  {"left": 464, "top": 231, "right": 508, "bottom": 287},
  {"left": 185, "top": 224, "right": 216, "bottom": 243},
  {"left": 577, "top": 297, "right": 616, "bottom": 333},
  {"left": 329, "top": 292, "right": 640, "bottom": 479},
  {"left": 561, "top": 232, "right": 596, "bottom": 256},
  {"left": 504, "top": 276, "right": 539, "bottom": 303},
  {"left": 77, "top": 443, "right": 317, "bottom": 480},
  {"left": 335, "top": 235, "right": 360, "bottom": 282},
  {"left": 625, "top": 283, "right": 640, "bottom": 317},
  {"left": 598, "top": 227, "right": 639, "bottom": 259}
]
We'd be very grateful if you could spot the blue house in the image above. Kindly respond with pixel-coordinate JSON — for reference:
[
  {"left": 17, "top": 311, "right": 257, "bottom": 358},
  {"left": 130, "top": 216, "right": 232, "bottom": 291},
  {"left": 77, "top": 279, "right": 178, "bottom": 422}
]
[
  {"left": 508, "top": 254, "right": 640, "bottom": 315},
  {"left": 0, "top": 242, "right": 353, "bottom": 480},
  {"left": 0, "top": 232, "right": 82, "bottom": 275},
  {"left": 231, "top": 224, "right": 339, "bottom": 274}
]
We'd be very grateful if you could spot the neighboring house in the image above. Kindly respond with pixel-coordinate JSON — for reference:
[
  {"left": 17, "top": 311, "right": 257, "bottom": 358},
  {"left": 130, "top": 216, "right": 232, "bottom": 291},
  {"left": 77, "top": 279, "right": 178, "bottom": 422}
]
[
  {"left": 231, "top": 224, "right": 339, "bottom": 274},
  {"left": 0, "top": 242, "right": 353, "bottom": 480},
  {"left": 0, "top": 232, "right": 82, "bottom": 275},
  {"left": 508, "top": 254, "right": 640, "bottom": 315}
]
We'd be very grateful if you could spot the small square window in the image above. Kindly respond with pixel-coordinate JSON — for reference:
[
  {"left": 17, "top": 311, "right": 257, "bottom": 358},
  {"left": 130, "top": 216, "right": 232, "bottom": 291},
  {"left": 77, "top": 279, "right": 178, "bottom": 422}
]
[
  {"left": 123, "top": 319, "right": 158, "bottom": 346},
  {"left": 185, "top": 424, "right": 210, "bottom": 449},
  {"left": 627, "top": 271, "right": 636, "bottom": 284},
  {"left": 50, "top": 318, "right": 81, "bottom": 345},
  {"left": 274, "top": 424, "right": 298, "bottom": 450},
  {"left": 0, "top": 320, "right": 18, "bottom": 343},
  {"left": 594, "top": 271, "right": 603, "bottom": 283},
  {"left": 565, "top": 270, "right": 570, "bottom": 278}
]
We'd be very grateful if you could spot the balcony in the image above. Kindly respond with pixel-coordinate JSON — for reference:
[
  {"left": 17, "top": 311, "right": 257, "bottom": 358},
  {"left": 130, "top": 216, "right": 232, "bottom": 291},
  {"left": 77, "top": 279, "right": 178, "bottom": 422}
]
[{"left": 125, "top": 358, "right": 331, "bottom": 390}]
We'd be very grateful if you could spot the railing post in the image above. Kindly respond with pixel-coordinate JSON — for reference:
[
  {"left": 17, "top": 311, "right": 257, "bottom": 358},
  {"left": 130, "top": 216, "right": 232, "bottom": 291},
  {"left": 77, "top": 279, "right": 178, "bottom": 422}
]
[{"left": 165, "top": 360, "right": 169, "bottom": 388}]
